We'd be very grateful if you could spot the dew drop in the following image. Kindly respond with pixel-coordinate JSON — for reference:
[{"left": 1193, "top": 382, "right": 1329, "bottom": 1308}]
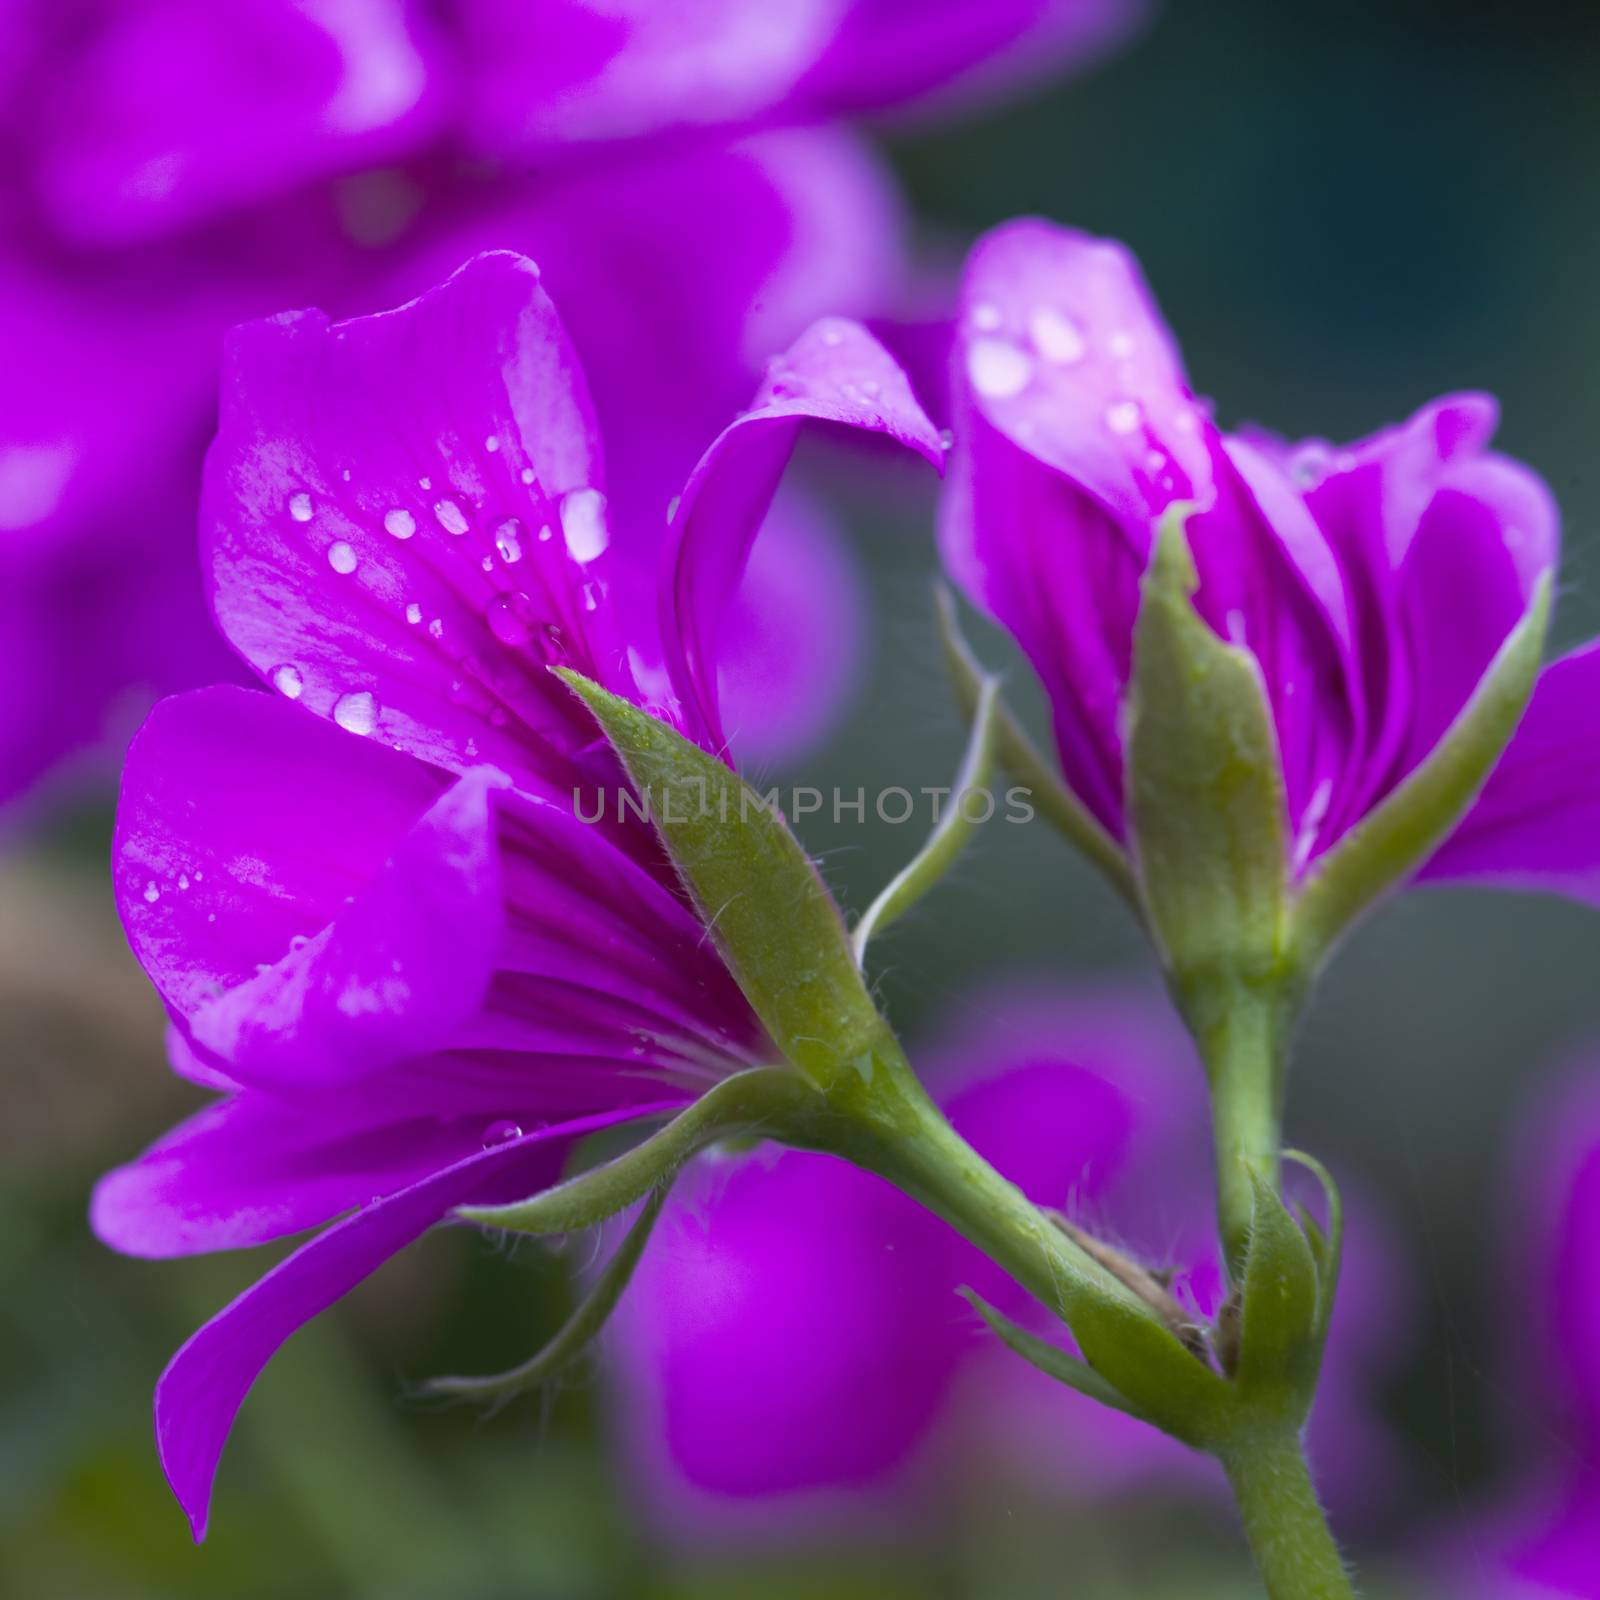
[
  {"left": 970, "top": 301, "right": 1002, "bottom": 332},
  {"left": 494, "top": 519, "right": 524, "bottom": 563},
  {"left": 665, "top": 494, "right": 681, "bottom": 524},
  {"left": 143, "top": 880, "right": 160, "bottom": 904},
  {"left": 288, "top": 491, "right": 313, "bottom": 522},
  {"left": 938, "top": 427, "right": 954, "bottom": 452},
  {"left": 405, "top": 602, "right": 422, "bottom": 625},
  {"left": 327, "top": 541, "right": 358, "bottom": 574},
  {"left": 427, "top": 617, "right": 444, "bottom": 640},
  {"left": 967, "top": 337, "right": 1032, "bottom": 400},
  {"left": 1104, "top": 399, "right": 1143, "bottom": 435},
  {"left": 384, "top": 507, "right": 416, "bottom": 540},
  {"left": 481, "top": 555, "right": 494, "bottom": 573},
  {"left": 560, "top": 487, "right": 609, "bottom": 562},
  {"left": 486, "top": 593, "right": 532, "bottom": 646},
  {"left": 1029, "top": 308, "right": 1087, "bottom": 364},
  {"left": 537, "top": 523, "right": 553, "bottom": 542},
  {"left": 178, "top": 873, "right": 190, "bottom": 890},
  {"left": 484, "top": 434, "right": 500, "bottom": 452},
  {"left": 272, "top": 664, "right": 304, "bottom": 699},
  {"left": 519, "top": 467, "right": 536, "bottom": 485},
  {"left": 332, "top": 691, "right": 377, "bottom": 736},
  {"left": 434, "top": 499, "right": 468, "bottom": 535},
  {"left": 418, "top": 476, "right": 432, "bottom": 490},
  {"left": 481, "top": 1119, "right": 522, "bottom": 1148}
]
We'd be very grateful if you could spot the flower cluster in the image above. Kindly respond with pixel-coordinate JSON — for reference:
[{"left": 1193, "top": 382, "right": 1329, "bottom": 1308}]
[{"left": 0, "top": 0, "right": 1137, "bottom": 803}]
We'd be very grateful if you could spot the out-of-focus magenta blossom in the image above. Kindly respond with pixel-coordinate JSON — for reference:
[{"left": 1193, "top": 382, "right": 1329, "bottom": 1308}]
[
  {"left": 0, "top": 1, "right": 1136, "bottom": 805},
  {"left": 91, "top": 252, "right": 942, "bottom": 1539},
  {"left": 1431, "top": 1069, "right": 1600, "bottom": 1598},
  {"left": 940, "top": 220, "right": 1600, "bottom": 902},
  {"left": 608, "top": 981, "right": 1409, "bottom": 1531}
]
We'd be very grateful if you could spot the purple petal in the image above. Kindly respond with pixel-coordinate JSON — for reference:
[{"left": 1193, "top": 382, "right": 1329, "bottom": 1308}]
[
  {"left": 612, "top": 1147, "right": 966, "bottom": 1510},
  {"left": 205, "top": 251, "right": 643, "bottom": 799},
  {"left": 154, "top": 1102, "right": 676, "bottom": 1541},
  {"left": 376, "top": 128, "right": 904, "bottom": 761},
  {"left": 716, "top": 485, "right": 868, "bottom": 769},
  {"left": 31, "top": 0, "right": 441, "bottom": 244},
  {"left": 188, "top": 767, "right": 507, "bottom": 1092},
  {"left": 1416, "top": 641, "right": 1600, "bottom": 903},
  {"left": 116, "top": 686, "right": 450, "bottom": 1020},
  {"left": 91, "top": 1084, "right": 525, "bottom": 1258},
  {"left": 453, "top": 0, "right": 835, "bottom": 156},
  {"left": 116, "top": 686, "right": 770, "bottom": 1098},
  {"left": 661, "top": 316, "right": 943, "bottom": 751},
  {"left": 800, "top": 0, "right": 1147, "bottom": 120}
]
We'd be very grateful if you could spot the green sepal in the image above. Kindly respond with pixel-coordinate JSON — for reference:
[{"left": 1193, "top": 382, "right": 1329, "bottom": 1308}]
[
  {"left": 852, "top": 673, "right": 999, "bottom": 963},
  {"left": 1125, "top": 506, "right": 1292, "bottom": 1000},
  {"left": 960, "top": 1288, "right": 1155, "bottom": 1425},
  {"left": 934, "top": 586, "right": 1140, "bottom": 911},
  {"left": 1294, "top": 576, "right": 1552, "bottom": 964},
  {"left": 556, "top": 669, "right": 891, "bottom": 1090},
  {"left": 458, "top": 1067, "right": 818, "bottom": 1235},
  {"left": 1284, "top": 1149, "right": 1344, "bottom": 1358},
  {"left": 423, "top": 1186, "right": 671, "bottom": 1401},
  {"left": 1234, "top": 1169, "right": 1323, "bottom": 1423}
]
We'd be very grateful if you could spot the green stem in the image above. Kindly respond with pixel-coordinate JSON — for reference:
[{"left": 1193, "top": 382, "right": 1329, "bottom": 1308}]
[
  {"left": 1190, "top": 981, "right": 1298, "bottom": 1277},
  {"left": 1221, "top": 1428, "right": 1357, "bottom": 1599}
]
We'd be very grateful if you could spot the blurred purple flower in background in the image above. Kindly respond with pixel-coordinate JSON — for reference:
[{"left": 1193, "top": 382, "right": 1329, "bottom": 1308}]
[
  {"left": 0, "top": 0, "right": 1142, "bottom": 808},
  {"left": 1431, "top": 1067, "right": 1600, "bottom": 1598},
  {"left": 608, "top": 981, "right": 1411, "bottom": 1533},
  {"left": 940, "top": 220, "right": 1600, "bottom": 901},
  {"left": 91, "top": 251, "right": 941, "bottom": 1539}
]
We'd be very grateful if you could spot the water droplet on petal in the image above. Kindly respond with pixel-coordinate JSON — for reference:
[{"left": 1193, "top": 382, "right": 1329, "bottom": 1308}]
[
  {"left": 967, "top": 337, "right": 1032, "bottom": 400},
  {"left": 519, "top": 467, "right": 535, "bottom": 485},
  {"left": 970, "top": 302, "right": 1002, "bottom": 332},
  {"left": 494, "top": 519, "right": 524, "bottom": 563},
  {"left": 327, "top": 541, "right": 357, "bottom": 574},
  {"left": 1104, "top": 399, "right": 1143, "bottom": 435},
  {"left": 384, "top": 508, "right": 415, "bottom": 540},
  {"left": 428, "top": 617, "right": 444, "bottom": 640},
  {"left": 938, "top": 427, "right": 954, "bottom": 452},
  {"left": 484, "top": 434, "right": 499, "bottom": 452},
  {"left": 481, "top": 1119, "right": 522, "bottom": 1148},
  {"left": 405, "top": 602, "right": 422, "bottom": 625},
  {"left": 143, "top": 880, "right": 160, "bottom": 904},
  {"left": 178, "top": 873, "right": 190, "bottom": 890},
  {"left": 487, "top": 593, "right": 532, "bottom": 646},
  {"left": 434, "top": 499, "right": 468, "bottom": 535},
  {"left": 418, "top": 476, "right": 432, "bottom": 491},
  {"left": 560, "top": 487, "right": 609, "bottom": 562},
  {"left": 332, "top": 691, "right": 377, "bottom": 736},
  {"left": 272, "top": 664, "right": 305, "bottom": 699},
  {"left": 481, "top": 555, "right": 494, "bottom": 573},
  {"left": 288, "top": 491, "right": 313, "bottom": 522},
  {"left": 1029, "top": 308, "right": 1086, "bottom": 364},
  {"left": 665, "top": 495, "right": 681, "bottom": 524}
]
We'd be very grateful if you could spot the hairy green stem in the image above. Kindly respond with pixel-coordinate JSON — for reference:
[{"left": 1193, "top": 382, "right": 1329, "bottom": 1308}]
[
  {"left": 1188, "top": 981, "right": 1299, "bottom": 1277},
  {"left": 1222, "top": 1428, "right": 1357, "bottom": 1598}
]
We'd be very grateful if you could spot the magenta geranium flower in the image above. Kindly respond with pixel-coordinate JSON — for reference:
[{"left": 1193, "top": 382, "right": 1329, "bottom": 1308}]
[
  {"left": 1427, "top": 1066, "right": 1600, "bottom": 1597},
  {"left": 607, "top": 981, "right": 1409, "bottom": 1529},
  {"left": 92, "top": 251, "right": 941, "bottom": 1539},
  {"left": 940, "top": 219, "right": 1599, "bottom": 904}
]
